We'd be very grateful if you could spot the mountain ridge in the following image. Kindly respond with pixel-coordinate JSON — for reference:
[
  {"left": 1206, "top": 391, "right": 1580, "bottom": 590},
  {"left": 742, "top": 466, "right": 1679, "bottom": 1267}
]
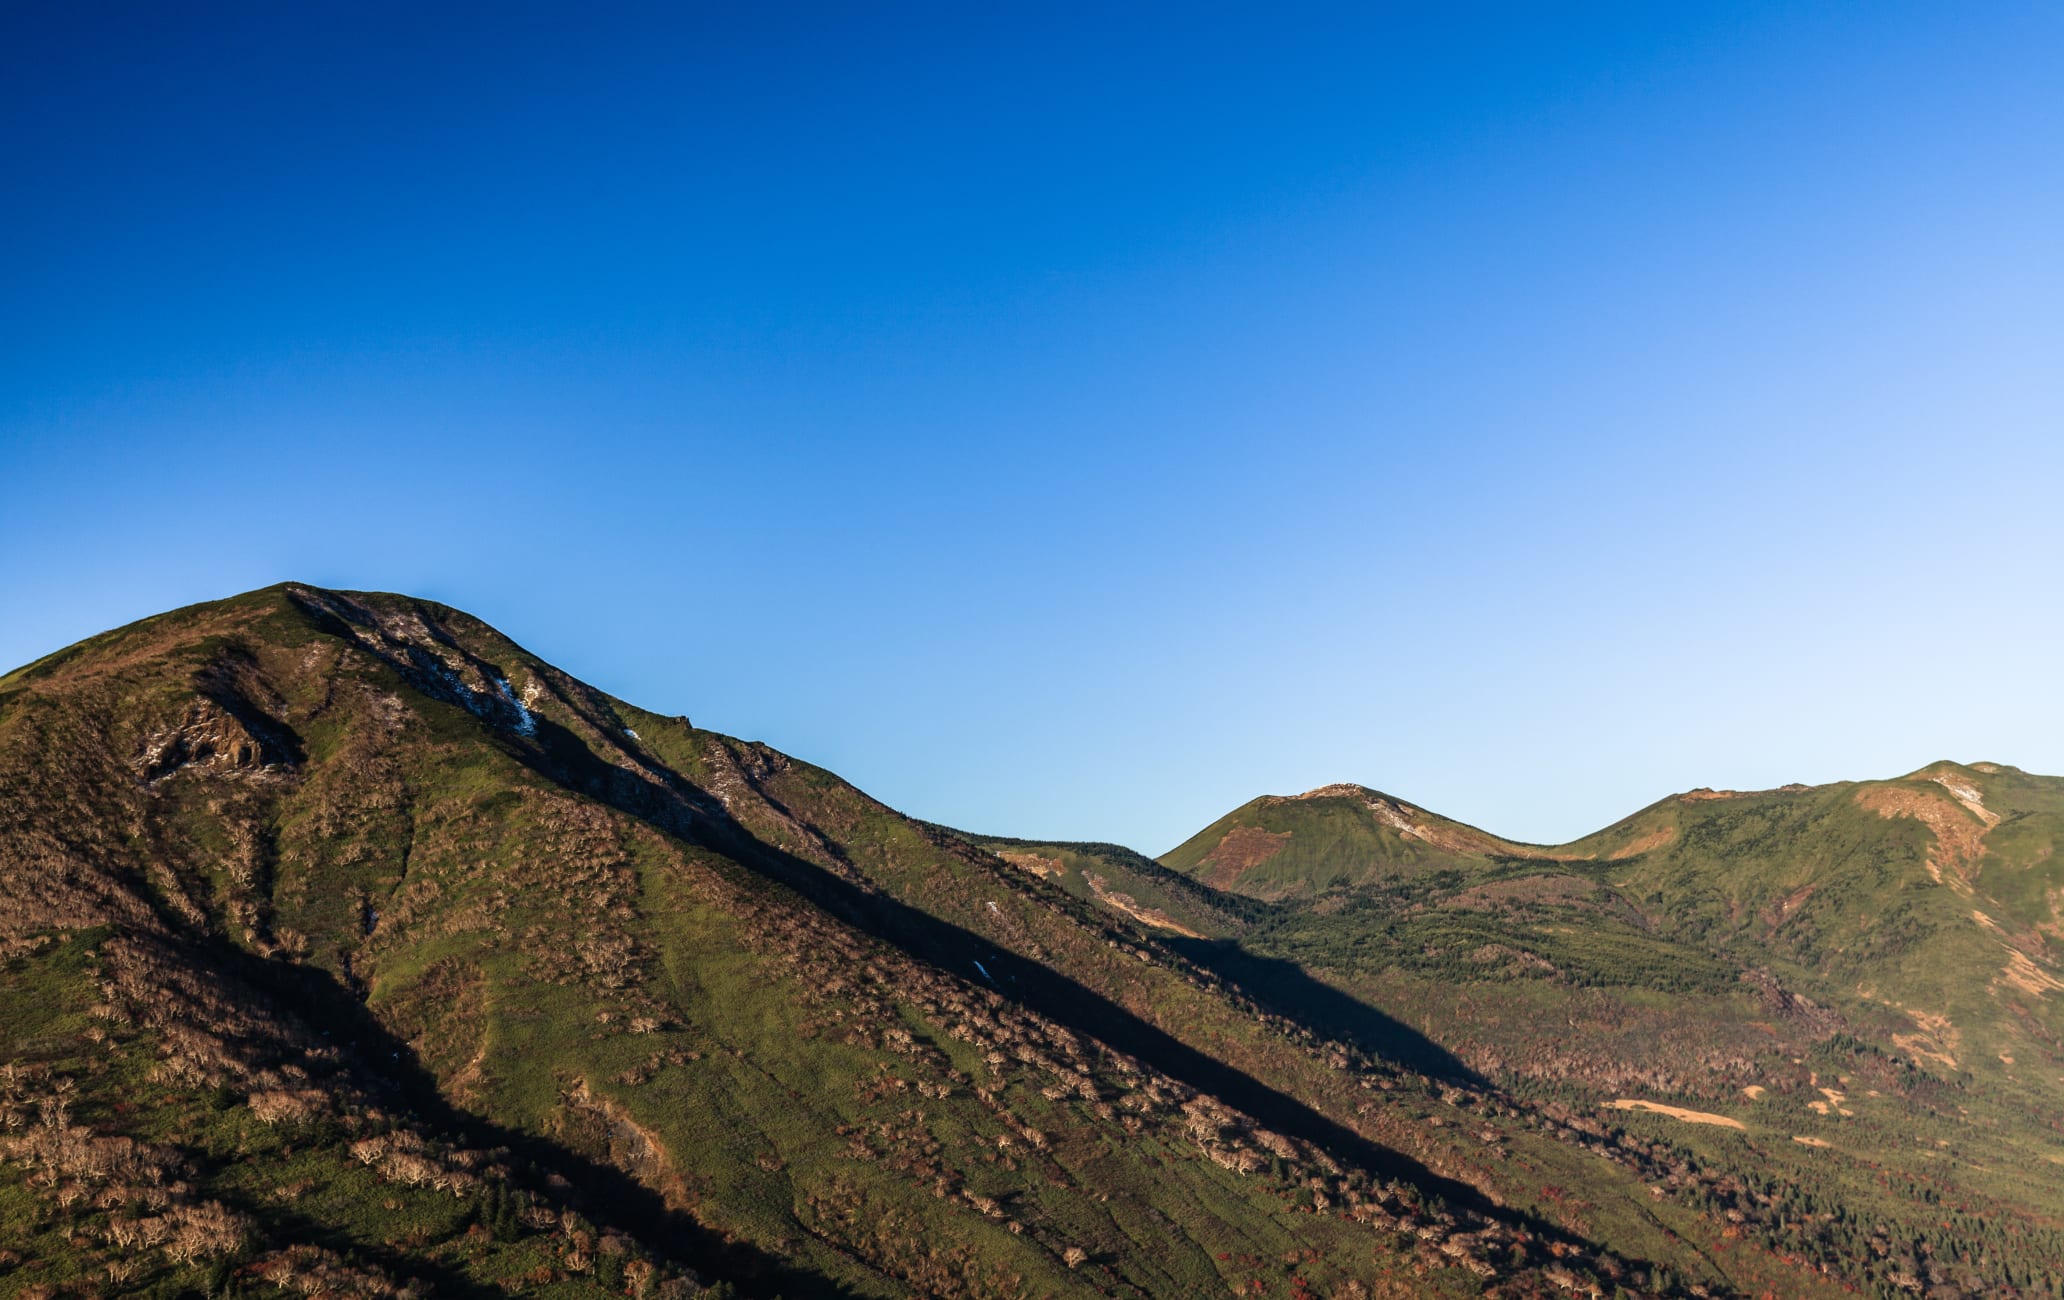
[
  {"left": 1, "top": 582, "right": 2056, "bottom": 1297},
  {"left": 1157, "top": 760, "right": 2033, "bottom": 883},
  {"left": 0, "top": 584, "right": 1714, "bottom": 1297}
]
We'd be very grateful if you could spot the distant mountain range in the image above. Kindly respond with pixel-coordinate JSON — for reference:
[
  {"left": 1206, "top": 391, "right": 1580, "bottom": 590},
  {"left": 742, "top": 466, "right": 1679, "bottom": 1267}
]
[{"left": 1, "top": 584, "right": 2056, "bottom": 1297}]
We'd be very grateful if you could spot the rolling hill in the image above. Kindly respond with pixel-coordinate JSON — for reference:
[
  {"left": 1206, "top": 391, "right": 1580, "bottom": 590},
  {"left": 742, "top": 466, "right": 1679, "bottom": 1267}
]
[{"left": 1146, "top": 775, "right": 2064, "bottom": 1296}]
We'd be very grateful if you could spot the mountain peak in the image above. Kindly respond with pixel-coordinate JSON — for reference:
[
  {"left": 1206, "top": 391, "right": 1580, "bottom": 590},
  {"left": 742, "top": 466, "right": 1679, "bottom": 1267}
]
[{"left": 1283, "top": 781, "right": 1381, "bottom": 802}]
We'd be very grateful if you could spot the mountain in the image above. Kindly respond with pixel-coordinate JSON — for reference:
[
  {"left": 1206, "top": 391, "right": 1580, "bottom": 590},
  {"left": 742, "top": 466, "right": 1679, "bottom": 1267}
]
[
  {"left": 0, "top": 584, "right": 2049, "bottom": 1298},
  {"left": 1155, "top": 775, "right": 2064, "bottom": 1296},
  {"left": 1159, "top": 786, "right": 1558, "bottom": 900}
]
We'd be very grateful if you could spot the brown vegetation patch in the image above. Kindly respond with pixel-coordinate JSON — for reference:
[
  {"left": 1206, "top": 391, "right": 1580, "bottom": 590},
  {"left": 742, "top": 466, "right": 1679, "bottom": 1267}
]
[
  {"left": 1465, "top": 943, "right": 1557, "bottom": 976},
  {"left": 1446, "top": 874, "right": 1601, "bottom": 912},
  {"left": 557, "top": 1079, "right": 693, "bottom": 1210},
  {"left": 16, "top": 605, "right": 268, "bottom": 694},
  {"left": 1736, "top": 968, "right": 1840, "bottom": 1034},
  {"left": 1198, "top": 825, "right": 1291, "bottom": 889}
]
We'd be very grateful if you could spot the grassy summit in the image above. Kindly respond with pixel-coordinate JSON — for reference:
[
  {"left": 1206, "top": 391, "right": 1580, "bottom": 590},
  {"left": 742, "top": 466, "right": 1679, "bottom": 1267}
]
[{"left": 1159, "top": 785, "right": 1556, "bottom": 899}]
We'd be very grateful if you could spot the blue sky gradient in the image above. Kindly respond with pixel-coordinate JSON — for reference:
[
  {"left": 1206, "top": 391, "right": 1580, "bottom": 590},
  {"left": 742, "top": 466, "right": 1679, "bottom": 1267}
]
[{"left": 4, "top": 3, "right": 2060, "bottom": 851}]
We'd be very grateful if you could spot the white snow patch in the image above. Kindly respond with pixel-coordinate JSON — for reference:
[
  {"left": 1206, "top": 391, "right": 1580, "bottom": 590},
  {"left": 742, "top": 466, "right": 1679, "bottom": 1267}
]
[
  {"left": 1365, "top": 795, "right": 1433, "bottom": 841},
  {"left": 623, "top": 728, "right": 640, "bottom": 741},
  {"left": 494, "top": 677, "right": 537, "bottom": 737},
  {"left": 1932, "top": 774, "right": 1980, "bottom": 803},
  {"left": 1929, "top": 773, "right": 1997, "bottom": 825}
]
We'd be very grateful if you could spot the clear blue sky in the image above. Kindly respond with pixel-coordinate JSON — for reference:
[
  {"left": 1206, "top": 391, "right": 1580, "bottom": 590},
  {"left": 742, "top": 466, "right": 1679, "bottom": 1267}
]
[{"left": 4, "top": 3, "right": 2060, "bottom": 852}]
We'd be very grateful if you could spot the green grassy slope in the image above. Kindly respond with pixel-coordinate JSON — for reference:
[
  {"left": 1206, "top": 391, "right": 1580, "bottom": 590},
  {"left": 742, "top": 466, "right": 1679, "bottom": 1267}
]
[
  {"left": 3, "top": 585, "right": 1828, "bottom": 1299},
  {"left": 1150, "top": 770, "right": 2064, "bottom": 1297},
  {"left": 946, "top": 831, "right": 1257, "bottom": 941},
  {"left": 1158, "top": 786, "right": 1555, "bottom": 900}
]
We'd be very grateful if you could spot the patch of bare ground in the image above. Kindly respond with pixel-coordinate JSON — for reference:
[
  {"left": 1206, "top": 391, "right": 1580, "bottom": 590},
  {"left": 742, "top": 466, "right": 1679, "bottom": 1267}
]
[
  {"left": 1675, "top": 782, "right": 1819, "bottom": 804},
  {"left": 1890, "top": 1009, "right": 1962, "bottom": 1070},
  {"left": 1607, "top": 825, "right": 1676, "bottom": 860},
  {"left": 1792, "top": 1136, "right": 1831, "bottom": 1148},
  {"left": 1283, "top": 782, "right": 1367, "bottom": 803},
  {"left": 1806, "top": 1086, "right": 1854, "bottom": 1117},
  {"left": 1606, "top": 1100, "right": 1745, "bottom": 1130},
  {"left": 1916, "top": 765, "right": 2002, "bottom": 827},
  {"left": 997, "top": 851, "right": 1063, "bottom": 880},
  {"left": 1962, "top": 897, "right": 2064, "bottom": 1004},
  {"left": 1083, "top": 873, "right": 1205, "bottom": 939},
  {"left": 1998, "top": 947, "right": 2064, "bottom": 999},
  {"left": 1198, "top": 825, "right": 1291, "bottom": 889},
  {"left": 1760, "top": 884, "right": 1817, "bottom": 932},
  {"left": 1854, "top": 783, "right": 1992, "bottom": 892}
]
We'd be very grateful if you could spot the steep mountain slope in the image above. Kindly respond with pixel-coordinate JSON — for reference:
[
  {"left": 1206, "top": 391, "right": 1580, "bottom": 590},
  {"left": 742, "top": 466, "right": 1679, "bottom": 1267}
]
[
  {"left": 1153, "top": 776, "right": 2064, "bottom": 1295},
  {"left": 948, "top": 832, "right": 1252, "bottom": 942},
  {"left": 0, "top": 585, "right": 1850, "bottom": 1299}
]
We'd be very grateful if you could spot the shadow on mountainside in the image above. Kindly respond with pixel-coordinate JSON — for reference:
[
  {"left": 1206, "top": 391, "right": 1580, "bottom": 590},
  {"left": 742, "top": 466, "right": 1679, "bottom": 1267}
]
[
  {"left": 279, "top": 593, "right": 1642, "bottom": 1272},
  {"left": 207, "top": 942, "right": 868, "bottom": 1300},
  {"left": 931, "top": 829, "right": 1483, "bottom": 1085},
  {"left": 1165, "top": 938, "right": 1483, "bottom": 1084},
  {"left": 502, "top": 711, "right": 1580, "bottom": 1240}
]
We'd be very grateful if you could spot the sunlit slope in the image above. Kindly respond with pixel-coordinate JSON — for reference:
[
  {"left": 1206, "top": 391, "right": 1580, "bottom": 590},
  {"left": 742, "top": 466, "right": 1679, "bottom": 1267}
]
[
  {"left": 1564, "top": 765, "right": 2064, "bottom": 1076},
  {"left": 4, "top": 584, "right": 1818, "bottom": 1298},
  {"left": 1161, "top": 764, "right": 2064, "bottom": 1078},
  {"left": 1159, "top": 783, "right": 1558, "bottom": 899},
  {"left": 1157, "top": 765, "right": 2064, "bottom": 1296}
]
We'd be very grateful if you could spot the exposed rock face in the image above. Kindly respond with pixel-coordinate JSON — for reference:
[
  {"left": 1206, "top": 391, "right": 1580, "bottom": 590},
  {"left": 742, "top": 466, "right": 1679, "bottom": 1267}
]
[{"left": 136, "top": 696, "right": 293, "bottom": 780}]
